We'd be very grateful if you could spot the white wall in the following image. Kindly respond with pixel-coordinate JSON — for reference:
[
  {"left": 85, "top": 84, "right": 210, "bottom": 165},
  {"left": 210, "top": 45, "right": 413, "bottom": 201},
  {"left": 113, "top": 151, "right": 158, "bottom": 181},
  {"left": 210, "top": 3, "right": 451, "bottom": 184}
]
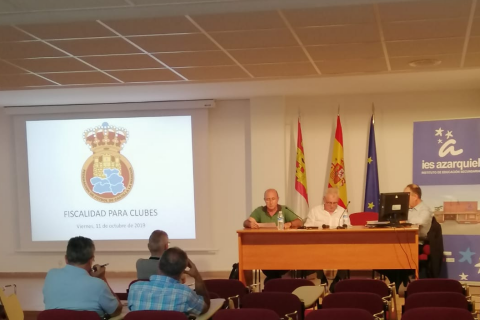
[
  {"left": 0, "top": 90, "right": 479, "bottom": 272},
  {"left": 283, "top": 91, "right": 480, "bottom": 212}
]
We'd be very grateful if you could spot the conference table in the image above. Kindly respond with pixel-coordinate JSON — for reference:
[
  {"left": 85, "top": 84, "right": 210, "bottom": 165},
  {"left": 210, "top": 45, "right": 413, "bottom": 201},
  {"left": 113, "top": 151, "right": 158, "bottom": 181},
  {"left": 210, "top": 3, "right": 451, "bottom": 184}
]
[{"left": 237, "top": 226, "right": 419, "bottom": 283}]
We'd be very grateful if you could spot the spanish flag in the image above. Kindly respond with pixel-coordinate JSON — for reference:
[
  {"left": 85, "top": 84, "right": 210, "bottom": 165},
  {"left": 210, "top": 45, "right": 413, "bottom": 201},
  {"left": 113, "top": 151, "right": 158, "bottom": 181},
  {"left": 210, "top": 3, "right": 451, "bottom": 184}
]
[
  {"left": 293, "top": 118, "right": 309, "bottom": 218},
  {"left": 328, "top": 115, "right": 348, "bottom": 208}
]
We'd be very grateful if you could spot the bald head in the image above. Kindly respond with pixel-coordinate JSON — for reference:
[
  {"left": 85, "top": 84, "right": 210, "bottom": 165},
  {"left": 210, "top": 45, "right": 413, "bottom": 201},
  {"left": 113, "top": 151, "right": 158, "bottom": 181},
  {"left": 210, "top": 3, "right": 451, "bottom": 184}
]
[
  {"left": 264, "top": 189, "right": 279, "bottom": 198},
  {"left": 264, "top": 189, "right": 279, "bottom": 212},
  {"left": 148, "top": 230, "right": 169, "bottom": 257}
]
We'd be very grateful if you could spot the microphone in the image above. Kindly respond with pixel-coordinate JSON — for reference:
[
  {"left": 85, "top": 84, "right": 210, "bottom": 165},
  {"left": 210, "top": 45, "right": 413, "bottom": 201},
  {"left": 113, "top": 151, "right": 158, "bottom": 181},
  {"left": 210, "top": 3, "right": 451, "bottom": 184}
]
[{"left": 336, "top": 201, "right": 351, "bottom": 229}]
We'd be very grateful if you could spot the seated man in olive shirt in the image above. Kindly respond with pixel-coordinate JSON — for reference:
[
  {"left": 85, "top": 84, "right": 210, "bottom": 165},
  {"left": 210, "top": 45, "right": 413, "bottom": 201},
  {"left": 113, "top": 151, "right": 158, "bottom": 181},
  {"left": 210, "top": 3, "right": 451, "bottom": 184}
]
[{"left": 243, "top": 188, "right": 303, "bottom": 283}]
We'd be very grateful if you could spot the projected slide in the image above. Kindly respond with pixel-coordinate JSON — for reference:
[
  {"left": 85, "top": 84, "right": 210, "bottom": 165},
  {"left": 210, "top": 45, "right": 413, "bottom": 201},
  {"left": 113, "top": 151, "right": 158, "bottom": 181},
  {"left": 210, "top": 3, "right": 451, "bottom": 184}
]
[{"left": 26, "top": 116, "right": 195, "bottom": 241}]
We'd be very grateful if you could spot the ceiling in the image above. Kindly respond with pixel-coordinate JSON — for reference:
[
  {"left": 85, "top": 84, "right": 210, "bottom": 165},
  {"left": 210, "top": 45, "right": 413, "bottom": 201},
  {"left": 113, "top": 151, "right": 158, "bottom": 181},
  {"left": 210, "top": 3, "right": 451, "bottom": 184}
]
[{"left": 1, "top": 0, "right": 480, "bottom": 91}]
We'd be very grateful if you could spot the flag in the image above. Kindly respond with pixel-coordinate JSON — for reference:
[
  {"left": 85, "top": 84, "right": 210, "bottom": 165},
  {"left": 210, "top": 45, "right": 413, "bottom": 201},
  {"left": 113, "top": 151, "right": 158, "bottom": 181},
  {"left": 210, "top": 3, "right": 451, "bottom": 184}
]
[
  {"left": 293, "top": 118, "right": 309, "bottom": 219},
  {"left": 328, "top": 115, "right": 348, "bottom": 208},
  {"left": 364, "top": 115, "right": 380, "bottom": 212}
]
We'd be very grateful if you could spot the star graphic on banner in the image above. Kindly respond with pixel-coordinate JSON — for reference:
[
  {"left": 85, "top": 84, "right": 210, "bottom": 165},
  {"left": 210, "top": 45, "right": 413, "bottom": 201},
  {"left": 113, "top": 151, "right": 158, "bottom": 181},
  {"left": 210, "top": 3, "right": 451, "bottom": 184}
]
[
  {"left": 459, "top": 247, "right": 476, "bottom": 264},
  {"left": 438, "top": 139, "right": 443, "bottom": 144},
  {"left": 445, "top": 130, "right": 453, "bottom": 139},
  {"left": 475, "top": 259, "right": 480, "bottom": 274},
  {"left": 368, "top": 202, "right": 375, "bottom": 209},
  {"left": 459, "top": 273, "right": 468, "bottom": 280},
  {"left": 435, "top": 128, "right": 444, "bottom": 136},
  {"left": 367, "top": 157, "right": 373, "bottom": 164}
]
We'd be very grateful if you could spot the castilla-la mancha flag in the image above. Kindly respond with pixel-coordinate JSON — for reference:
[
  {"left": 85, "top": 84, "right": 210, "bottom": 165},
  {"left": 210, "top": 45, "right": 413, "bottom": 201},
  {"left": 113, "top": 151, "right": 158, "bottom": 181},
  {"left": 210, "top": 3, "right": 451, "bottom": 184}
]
[
  {"left": 328, "top": 115, "right": 348, "bottom": 208},
  {"left": 293, "top": 118, "right": 309, "bottom": 219}
]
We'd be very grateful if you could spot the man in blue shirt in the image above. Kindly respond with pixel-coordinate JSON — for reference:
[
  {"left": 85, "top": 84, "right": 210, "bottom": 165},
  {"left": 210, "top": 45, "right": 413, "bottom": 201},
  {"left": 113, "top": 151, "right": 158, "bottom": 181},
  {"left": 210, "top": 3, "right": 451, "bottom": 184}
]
[
  {"left": 128, "top": 247, "right": 210, "bottom": 315},
  {"left": 43, "top": 236, "right": 122, "bottom": 317}
]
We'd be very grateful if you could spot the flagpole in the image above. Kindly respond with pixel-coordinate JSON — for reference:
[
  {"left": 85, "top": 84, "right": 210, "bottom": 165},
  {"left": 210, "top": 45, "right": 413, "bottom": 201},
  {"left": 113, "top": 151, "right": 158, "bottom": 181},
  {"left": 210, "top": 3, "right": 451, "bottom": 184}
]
[
  {"left": 372, "top": 103, "right": 375, "bottom": 124},
  {"left": 337, "top": 104, "right": 340, "bottom": 116}
]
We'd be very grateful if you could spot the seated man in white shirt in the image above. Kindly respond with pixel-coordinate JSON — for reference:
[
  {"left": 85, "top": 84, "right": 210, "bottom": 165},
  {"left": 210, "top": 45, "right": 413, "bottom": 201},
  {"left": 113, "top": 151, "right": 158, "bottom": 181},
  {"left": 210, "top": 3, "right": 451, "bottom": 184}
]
[{"left": 304, "top": 188, "right": 349, "bottom": 292}]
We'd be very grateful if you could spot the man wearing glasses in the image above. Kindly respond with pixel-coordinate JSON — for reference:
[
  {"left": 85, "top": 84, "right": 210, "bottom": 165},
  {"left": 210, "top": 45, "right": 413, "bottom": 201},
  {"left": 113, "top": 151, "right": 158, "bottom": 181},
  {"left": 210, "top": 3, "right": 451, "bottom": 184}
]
[{"left": 304, "top": 188, "right": 350, "bottom": 292}]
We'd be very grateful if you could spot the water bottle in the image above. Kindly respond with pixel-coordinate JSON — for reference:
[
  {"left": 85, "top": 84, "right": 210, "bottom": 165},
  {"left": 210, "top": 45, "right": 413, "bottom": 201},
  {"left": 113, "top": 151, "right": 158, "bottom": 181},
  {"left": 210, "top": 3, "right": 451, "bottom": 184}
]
[
  {"left": 277, "top": 211, "right": 284, "bottom": 230},
  {"left": 342, "top": 213, "right": 348, "bottom": 227}
]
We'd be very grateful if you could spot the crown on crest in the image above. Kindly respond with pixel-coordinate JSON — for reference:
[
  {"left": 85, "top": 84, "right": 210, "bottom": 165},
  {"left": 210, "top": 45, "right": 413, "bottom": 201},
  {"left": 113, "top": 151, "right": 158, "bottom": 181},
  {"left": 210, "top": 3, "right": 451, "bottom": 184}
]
[{"left": 83, "top": 122, "right": 129, "bottom": 153}]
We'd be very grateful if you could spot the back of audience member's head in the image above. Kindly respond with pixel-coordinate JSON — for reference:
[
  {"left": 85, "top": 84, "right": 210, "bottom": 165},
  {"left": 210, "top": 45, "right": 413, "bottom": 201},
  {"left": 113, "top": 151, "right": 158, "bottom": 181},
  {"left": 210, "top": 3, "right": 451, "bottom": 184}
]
[
  {"left": 66, "top": 236, "right": 95, "bottom": 265},
  {"left": 148, "top": 230, "right": 169, "bottom": 256},
  {"left": 159, "top": 247, "right": 188, "bottom": 279}
]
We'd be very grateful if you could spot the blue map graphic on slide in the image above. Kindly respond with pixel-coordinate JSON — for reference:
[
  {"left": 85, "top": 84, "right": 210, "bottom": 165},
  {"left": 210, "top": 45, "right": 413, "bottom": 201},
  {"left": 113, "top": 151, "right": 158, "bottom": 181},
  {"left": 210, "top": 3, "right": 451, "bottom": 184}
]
[{"left": 90, "top": 169, "right": 125, "bottom": 195}]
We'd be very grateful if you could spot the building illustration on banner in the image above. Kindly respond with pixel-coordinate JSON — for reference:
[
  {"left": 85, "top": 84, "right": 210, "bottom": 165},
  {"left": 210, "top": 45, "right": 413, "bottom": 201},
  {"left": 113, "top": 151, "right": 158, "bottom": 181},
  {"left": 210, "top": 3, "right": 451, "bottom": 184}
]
[
  {"left": 81, "top": 122, "right": 134, "bottom": 203},
  {"left": 413, "top": 118, "right": 480, "bottom": 281}
]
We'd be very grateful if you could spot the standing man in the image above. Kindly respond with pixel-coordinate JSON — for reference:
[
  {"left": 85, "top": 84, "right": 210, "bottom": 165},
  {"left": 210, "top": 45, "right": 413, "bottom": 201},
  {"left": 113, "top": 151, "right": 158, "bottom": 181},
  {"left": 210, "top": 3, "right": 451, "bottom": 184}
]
[
  {"left": 43, "top": 236, "right": 122, "bottom": 317},
  {"left": 243, "top": 188, "right": 303, "bottom": 283},
  {"left": 128, "top": 247, "right": 210, "bottom": 315},
  {"left": 136, "top": 230, "right": 169, "bottom": 279},
  {"left": 304, "top": 188, "right": 349, "bottom": 292}
]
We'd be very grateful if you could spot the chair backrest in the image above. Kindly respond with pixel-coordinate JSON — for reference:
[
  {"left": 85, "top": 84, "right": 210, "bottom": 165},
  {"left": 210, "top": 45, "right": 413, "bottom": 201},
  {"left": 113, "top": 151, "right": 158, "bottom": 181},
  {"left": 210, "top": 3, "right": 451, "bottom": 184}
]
[
  {"left": 128, "top": 279, "right": 149, "bottom": 289},
  {"left": 213, "top": 308, "right": 279, "bottom": 320},
  {"left": 126, "top": 279, "right": 150, "bottom": 300},
  {"left": 402, "top": 307, "right": 473, "bottom": 320},
  {"left": 334, "top": 279, "right": 390, "bottom": 298},
  {"left": 0, "top": 285, "right": 24, "bottom": 320},
  {"left": 242, "top": 292, "right": 303, "bottom": 319},
  {"left": 349, "top": 212, "right": 379, "bottom": 226},
  {"left": 124, "top": 310, "right": 188, "bottom": 320},
  {"left": 404, "top": 292, "right": 469, "bottom": 311},
  {"left": 37, "top": 310, "right": 101, "bottom": 320},
  {"left": 406, "top": 279, "right": 464, "bottom": 296},
  {"left": 322, "top": 292, "right": 384, "bottom": 315},
  {"left": 264, "top": 279, "right": 314, "bottom": 293},
  {"left": 305, "top": 308, "right": 374, "bottom": 320},
  {"left": 204, "top": 279, "right": 248, "bottom": 308}
]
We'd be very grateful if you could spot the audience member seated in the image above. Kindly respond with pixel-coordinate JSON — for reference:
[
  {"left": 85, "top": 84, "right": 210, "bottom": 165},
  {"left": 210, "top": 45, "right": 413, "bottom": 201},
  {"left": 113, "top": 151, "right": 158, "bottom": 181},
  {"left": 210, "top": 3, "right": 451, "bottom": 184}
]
[
  {"left": 43, "top": 236, "right": 122, "bottom": 317},
  {"left": 136, "top": 230, "right": 169, "bottom": 279},
  {"left": 128, "top": 247, "right": 210, "bottom": 315},
  {"left": 243, "top": 188, "right": 303, "bottom": 283}
]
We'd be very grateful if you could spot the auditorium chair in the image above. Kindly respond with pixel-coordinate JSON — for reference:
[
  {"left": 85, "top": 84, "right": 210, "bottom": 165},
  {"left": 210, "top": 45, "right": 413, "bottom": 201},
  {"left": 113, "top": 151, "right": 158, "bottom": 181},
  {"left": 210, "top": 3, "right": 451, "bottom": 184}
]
[
  {"left": 204, "top": 279, "right": 252, "bottom": 308},
  {"left": 348, "top": 212, "right": 379, "bottom": 226},
  {"left": 304, "top": 308, "right": 375, "bottom": 320},
  {"left": 403, "top": 292, "right": 472, "bottom": 314},
  {"left": 116, "top": 279, "right": 149, "bottom": 300},
  {"left": 402, "top": 307, "right": 474, "bottom": 320},
  {"left": 242, "top": 292, "right": 303, "bottom": 320},
  {"left": 124, "top": 310, "right": 188, "bottom": 320},
  {"left": 321, "top": 292, "right": 384, "bottom": 319},
  {"left": 37, "top": 309, "right": 101, "bottom": 320},
  {"left": 405, "top": 278, "right": 467, "bottom": 298},
  {"left": 264, "top": 279, "right": 324, "bottom": 309},
  {"left": 334, "top": 279, "right": 396, "bottom": 319},
  {"left": 213, "top": 308, "right": 279, "bottom": 320}
]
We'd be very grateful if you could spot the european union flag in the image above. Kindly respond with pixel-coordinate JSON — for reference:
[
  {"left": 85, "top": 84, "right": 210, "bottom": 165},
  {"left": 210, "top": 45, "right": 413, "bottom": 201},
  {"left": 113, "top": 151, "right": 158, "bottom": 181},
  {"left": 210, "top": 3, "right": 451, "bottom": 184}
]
[{"left": 364, "top": 115, "right": 379, "bottom": 212}]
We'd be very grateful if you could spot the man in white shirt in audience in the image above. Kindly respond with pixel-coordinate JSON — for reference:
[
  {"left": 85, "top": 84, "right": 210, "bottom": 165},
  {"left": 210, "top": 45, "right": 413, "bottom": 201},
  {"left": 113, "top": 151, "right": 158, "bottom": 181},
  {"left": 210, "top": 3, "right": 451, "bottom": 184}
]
[{"left": 304, "top": 188, "right": 349, "bottom": 292}]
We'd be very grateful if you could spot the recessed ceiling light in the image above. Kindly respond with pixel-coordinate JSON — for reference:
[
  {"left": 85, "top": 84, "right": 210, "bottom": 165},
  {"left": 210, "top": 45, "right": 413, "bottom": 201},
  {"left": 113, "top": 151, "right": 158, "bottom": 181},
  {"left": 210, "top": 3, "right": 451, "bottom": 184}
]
[{"left": 409, "top": 59, "right": 442, "bottom": 67}]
